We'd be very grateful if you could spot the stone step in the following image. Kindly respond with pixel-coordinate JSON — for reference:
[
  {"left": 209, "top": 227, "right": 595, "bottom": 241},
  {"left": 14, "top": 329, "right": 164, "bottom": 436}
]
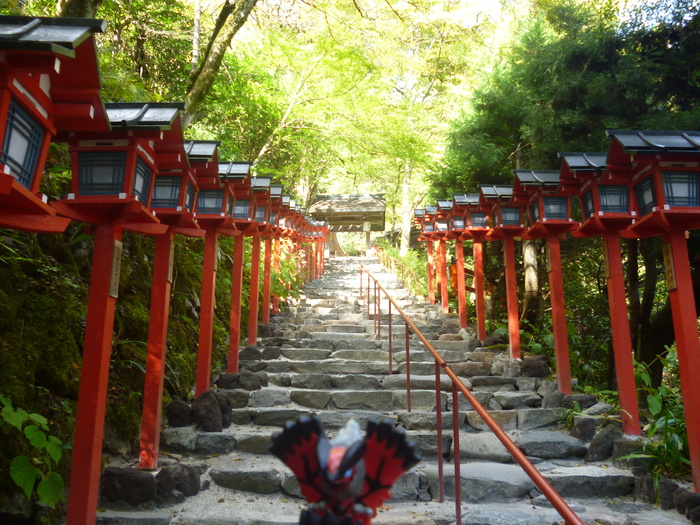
[
  {"left": 309, "top": 331, "right": 370, "bottom": 340},
  {"left": 324, "top": 324, "right": 367, "bottom": 333}
]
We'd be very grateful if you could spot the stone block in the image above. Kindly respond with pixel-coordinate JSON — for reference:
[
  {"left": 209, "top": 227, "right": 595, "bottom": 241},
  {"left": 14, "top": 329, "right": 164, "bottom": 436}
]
[{"left": 290, "top": 390, "right": 331, "bottom": 409}]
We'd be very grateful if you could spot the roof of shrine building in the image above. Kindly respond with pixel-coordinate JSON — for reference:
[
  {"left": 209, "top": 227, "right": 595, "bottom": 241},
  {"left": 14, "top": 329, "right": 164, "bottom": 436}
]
[{"left": 309, "top": 194, "right": 386, "bottom": 232}]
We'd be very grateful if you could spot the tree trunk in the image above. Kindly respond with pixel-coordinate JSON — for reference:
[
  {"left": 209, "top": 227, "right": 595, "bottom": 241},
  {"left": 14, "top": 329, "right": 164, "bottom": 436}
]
[
  {"left": 191, "top": 0, "right": 201, "bottom": 77},
  {"left": 184, "top": 0, "right": 259, "bottom": 128},
  {"left": 57, "top": 0, "right": 102, "bottom": 17},
  {"left": 399, "top": 158, "right": 413, "bottom": 257},
  {"left": 521, "top": 239, "right": 539, "bottom": 328}
]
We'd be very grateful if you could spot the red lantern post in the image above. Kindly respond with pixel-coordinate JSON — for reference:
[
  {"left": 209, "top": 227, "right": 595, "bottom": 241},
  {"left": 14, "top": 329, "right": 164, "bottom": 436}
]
[
  {"left": 53, "top": 102, "right": 184, "bottom": 525},
  {"left": 559, "top": 151, "right": 641, "bottom": 436},
  {"left": 514, "top": 170, "right": 579, "bottom": 395},
  {"left": 608, "top": 130, "right": 700, "bottom": 489},
  {"left": 480, "top": 185, "right": 525, "bottom": 358}
]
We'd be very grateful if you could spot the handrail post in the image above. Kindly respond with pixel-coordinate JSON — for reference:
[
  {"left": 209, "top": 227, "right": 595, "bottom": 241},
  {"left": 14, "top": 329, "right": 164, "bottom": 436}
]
[
  {"left": 435, "top": 361, "right": 444, "bottom": 503},
  {"left": 405, "top": 322, "right": 411, "bottom": 413},
  {"left": 360, "top": 267, "right": 363, "bottom": 302},
  {"left": 452, "top": 383, "right": 462, "bottom": 525},
  {"left": 388, "top": 300, "right": 393, "bottom": 374},
  {"left": 366, "top": 271, "right": 371, "bottom": 319},
  {"left": 376, "top": 280, "right": 381, "bottom": 339}
]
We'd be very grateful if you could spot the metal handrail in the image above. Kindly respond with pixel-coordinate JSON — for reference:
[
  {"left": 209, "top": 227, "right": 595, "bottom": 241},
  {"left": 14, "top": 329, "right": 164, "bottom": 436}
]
[{"left": 359, "top": 265, "right": 584, "bottom": 525}]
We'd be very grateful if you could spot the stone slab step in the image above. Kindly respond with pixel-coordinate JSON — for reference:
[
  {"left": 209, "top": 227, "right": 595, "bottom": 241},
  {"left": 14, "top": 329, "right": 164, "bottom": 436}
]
[
  {"left": 310, "top": 331, "right": 370, "bottom": 340},
  {"left": 324, "top": 324, "right": 367, "bottom": 333}
]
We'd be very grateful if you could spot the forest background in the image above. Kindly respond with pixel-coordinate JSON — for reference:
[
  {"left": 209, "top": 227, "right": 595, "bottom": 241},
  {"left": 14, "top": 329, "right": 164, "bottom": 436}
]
[{"left": 0, "top": 0, "right": 699, "bottom": 503}]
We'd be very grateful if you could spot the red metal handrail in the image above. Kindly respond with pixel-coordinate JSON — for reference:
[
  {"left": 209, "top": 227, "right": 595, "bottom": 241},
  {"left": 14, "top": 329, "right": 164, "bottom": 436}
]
[{"left": 359, "top": 264, "right": 584, "bottom": 525}]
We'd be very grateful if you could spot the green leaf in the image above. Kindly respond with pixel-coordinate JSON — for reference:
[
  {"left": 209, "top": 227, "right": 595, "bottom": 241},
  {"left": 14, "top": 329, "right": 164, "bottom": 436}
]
[
  {"left": 28, "top": 413, "right": 48, "bottom": 429},
  {"left": 45, "top": 436, "right": 63, "bottom": 465},
  {"left": 24, "top": 425, "right": 47, "bottom": 451},
  {"left": 647, "top": 393, "right": 663, "bottom": 416},
  {"left": 0, "top": 395, "right": 11, "bottom": 408},
  {"left": 37, "top": 472, "right": 64, "bottom": 508},
  {"left": 10, "top": 456, "right": 39, "bottom": 499},
  {"left": 2, "top": 406, "right": 27, "bottom": 430}
]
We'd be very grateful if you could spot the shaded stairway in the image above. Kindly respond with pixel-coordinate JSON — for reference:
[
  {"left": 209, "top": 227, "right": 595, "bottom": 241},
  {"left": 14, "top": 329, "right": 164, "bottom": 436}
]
[{"left": 97, "top": 257, "right": 691, "bottom": 525}]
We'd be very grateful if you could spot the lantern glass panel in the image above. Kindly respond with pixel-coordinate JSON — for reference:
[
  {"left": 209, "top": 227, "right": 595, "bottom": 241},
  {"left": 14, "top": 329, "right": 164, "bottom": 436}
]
[
  {"left": 470, "top": 212, "right": 488, "bottom": 227},
  {"left": 1, "top": 100, "right": 43, "bottom": 189},
  {"left": 424, "top": 223, "right": 435, "bottom": 232},
  {"left": 452, "top": 217, "right": 465, "bottom": 229},
  {"left": 663, "top": 171, "right": 699, "bottom": 207},
  {"left": 529, "top": 201, "right": 540, "bottom": 222},
  {"left": 78, "top": 151, "right": 127, "bottom": 195},
  {"left": 634, "top": 177, "right": 657, "bottom": 216},
  {"left": 255, "top": 206, "right": 267, "bottom": 222},
  {"left": 198, "top": 190, "right": 223, "bottom": 214},
  {"left": 437, "top": 220, "right": 448, "bottom": 231},
  {"left": 226, "top": 195, "right": 234, "bottom": 216},
  {"left": 270, "top": 211, "right": 278, "bottom": 225},
  {"left": 185, "top": 183, "right": 196, "bottom": 211},
  {"left": 133, "top": 158, "right": 152, "bottom": 203},
  {"left": 581, "top": 190, "right": 595, "bottom": 218},
  {"left": 599, "top": 185, "right": 629, "bottom": 213},
  {"left": 543, "top": 197, "right": 567, "bottom": 219},
  {"left": 151, "top": 176, "right": 180, "bottom": 207},
  {"left": 233, "top": 199, "right": 250, "bottom": 219},
  {"left": 500, "top": 207, "right": 520, "bottom": 226}
]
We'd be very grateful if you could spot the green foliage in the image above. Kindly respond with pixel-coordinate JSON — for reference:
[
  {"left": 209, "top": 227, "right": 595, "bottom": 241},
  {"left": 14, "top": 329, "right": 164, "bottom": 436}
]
[
  {"left": 374, "top": 240, "right": 428, "bottom": 297},
  {"left": 626, "top": 352, "right": 690, "bottom": 480},
  {"left": 1, "top": 396, "right": 64, "bottom": 508}
]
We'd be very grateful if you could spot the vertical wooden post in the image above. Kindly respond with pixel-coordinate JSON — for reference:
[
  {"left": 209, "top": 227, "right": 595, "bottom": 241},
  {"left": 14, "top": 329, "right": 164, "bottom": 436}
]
[
  {"left": 439, "top": 239, "right": 449, "bottom": 314},
  {"left": 139, "top": 231, "right": 175, "bottom": 469},
  {"left": 261, "top": 236, "right": 272, "bottom": 324},
  {"left": 663, "top": 230, "right": 700, "bottom": 490},
  {"left": 601, "top": 232, "right": 640, "bottom": 435},
  {"left": 67, "top": 223, "right": 123, "bottom": 525},
  {"left": 427, "top": 241, "right": 436, "bottom": 305},
  {"left": 455, "top": 239, "right": 467, "bottom": 329},
  {"left": 546, "top": 236, "right": 572, "bottom": 395},
  {"left": 503, "top": 237, "right": 521, "bottom": 358},
  {"left": 248, "top": 234, "right": 262, "bottom": 345},
  {"left": 473, "top": 240, "right": 487, "bottom": 340},
  {"left": 196, "top": 228, "right": 218, "bottom": 396},
  {"left": 272, "top": 237, "right": 281, "bottom": 314},
  {"left": 228, "top": 233, "right": 245, "bottom": 373}
]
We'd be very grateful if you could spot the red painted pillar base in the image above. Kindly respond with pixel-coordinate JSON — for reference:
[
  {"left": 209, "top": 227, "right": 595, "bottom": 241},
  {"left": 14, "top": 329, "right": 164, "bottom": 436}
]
[
  {"left": 196, "top": 229, "right": 218, "bottom": 397},
  {"left": 455, "top": 239, "right": 467, "bottom": 329},
  {"left": 228, "top": 233, "right": 245, "bottom": 373},
  {"left": 663, "top": 230, "right": 700, "bottom": 491},
  {"left": 427, "top": 241, "right": 436, "bottom": 305},
  {"left": 439, "top": 239, "right": 449, "bottom": 314},
  {"left": 473, "top": 241, "right": 487, "bottom": 341},
  {"left": 503, "top": 237, "right": 521, "bottom": 359},
  {"left": 546, "top": 237, "right": 572, "bottom": 395},
  {"left": 261, "top": 237, "right": 272, "bottom": 324},
  {"left": 66, "top": 223, "right": 123, "bottom": 525},
  {"left": 139, "top": 231, "right": 175, "bottom": 469},
  {"left": 602, "top": 232, "right": 640, "bottom": 435},
  {"left": 248, "top": 234, "right": 261, "bottom": 346}
]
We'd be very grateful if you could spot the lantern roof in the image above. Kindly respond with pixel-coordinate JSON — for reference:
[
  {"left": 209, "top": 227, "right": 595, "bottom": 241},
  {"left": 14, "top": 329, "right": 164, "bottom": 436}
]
[
  {"left": 184, "top": 140, "right": 220, "bottom": 162},
  {"left": 0, "top": 16, "right": 110, "bottom": 135},
  {"left": 479, "top": 184, "right": 514, "bottom": 201},
  {"left": 0, "top": 16, "right": 106, "bottom": 55},
  {"left": 106, "top": 102, "right": 184, "bottom": 130},
  {"left": 453, "top": 193, "right": 480, "bottom": 207},
  {"left": 217, "top": 161, "right": 251, "bottom": 180},
  {"left": 607, "top": 130, "right": 700, "bottom": 155},
  {"left": 414, "top": 209, "right": 425, "bottom": 218},
  {"left": 558, "top": 152, "right": 607, "bottom": 174},
  {"left": 282, "top": 195, "right": 291, "bottom": 206},
  {"left": 437, "top": 199, "right": 453, "bottom": 211},
  {"left": 270, "top": 184, "right": 283, "bottom": 198},
  {"left": 513, "top": 170, "right": 560, "bottom": 187},
  {"left": 425, "top": 205, "right": 438, "bottom": 215},
  {"left": 252, "top": 176, "right": 272, "bottom": 191}
]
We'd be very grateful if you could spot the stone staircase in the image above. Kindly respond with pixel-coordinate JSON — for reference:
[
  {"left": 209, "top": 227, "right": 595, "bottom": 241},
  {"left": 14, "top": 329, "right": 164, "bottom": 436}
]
[{"left": 97, "top": 257, "right": 692, "bottom": 525}]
